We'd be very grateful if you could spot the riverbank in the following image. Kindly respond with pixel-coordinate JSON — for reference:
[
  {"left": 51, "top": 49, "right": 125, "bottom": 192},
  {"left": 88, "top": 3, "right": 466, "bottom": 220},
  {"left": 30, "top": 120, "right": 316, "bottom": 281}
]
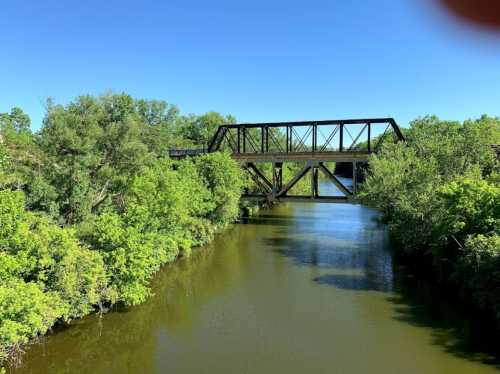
[
  {"left": 359, "top": 115, "right": 500, "bottom": 328},
  {"left": 0, "top": 94, "right": 246, "bottom": 368},
  {"left": 8, "top": 201, "right": 500, "bottom": 374},
  {"left": 0, "top": 153, "right": 244, "bottom": 368}
]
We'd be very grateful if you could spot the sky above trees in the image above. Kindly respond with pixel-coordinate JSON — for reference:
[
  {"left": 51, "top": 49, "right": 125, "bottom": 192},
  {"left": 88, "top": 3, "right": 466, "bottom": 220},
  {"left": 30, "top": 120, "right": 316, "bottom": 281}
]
[{"left": 1, "top": 0, "right": 500, "bottom": 129}]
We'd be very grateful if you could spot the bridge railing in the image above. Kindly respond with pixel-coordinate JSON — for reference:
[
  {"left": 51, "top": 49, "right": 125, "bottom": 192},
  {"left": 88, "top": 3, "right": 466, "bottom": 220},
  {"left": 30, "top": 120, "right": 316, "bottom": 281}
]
[
  {"left": 207, "top": 118, "right": 404, "bottom": 155},
  {"left": 168, "top": 148, "right": 206, "bottom": 158}
]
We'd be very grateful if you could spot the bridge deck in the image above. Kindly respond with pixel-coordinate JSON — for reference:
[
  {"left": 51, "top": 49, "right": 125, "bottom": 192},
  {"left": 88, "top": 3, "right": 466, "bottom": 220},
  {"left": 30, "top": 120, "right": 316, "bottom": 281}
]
[
  {"left": 232, "top": 151, "right": 370, "bottom": 163},
  {"left": 241, "top": 195, "right": 350, "bottom": 203}
]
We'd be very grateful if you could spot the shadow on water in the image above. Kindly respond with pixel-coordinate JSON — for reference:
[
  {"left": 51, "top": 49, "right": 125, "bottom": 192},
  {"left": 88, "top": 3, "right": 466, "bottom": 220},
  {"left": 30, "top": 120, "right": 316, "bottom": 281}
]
[
  {"left": 313, "top": 273, "right": 391, "bottom": 291},
  {"left": 265, "top": 235, "right": 391, "bottom": 271},
  {"left": 241, "top": 214, "right": 343, "bottom": 227},
  {"left": 388, "top": 266, "right": 500, "bottom": 369},
  {"left": 258, "top": 204, "right": 500, "bottom": 370}
]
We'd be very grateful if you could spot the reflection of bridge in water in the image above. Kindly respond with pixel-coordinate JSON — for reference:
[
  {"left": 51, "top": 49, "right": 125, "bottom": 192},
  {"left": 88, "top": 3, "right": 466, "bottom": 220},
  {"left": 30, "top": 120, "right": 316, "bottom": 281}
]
[{"left": 170, "top": 118, "right": 405, "bottom": 203}]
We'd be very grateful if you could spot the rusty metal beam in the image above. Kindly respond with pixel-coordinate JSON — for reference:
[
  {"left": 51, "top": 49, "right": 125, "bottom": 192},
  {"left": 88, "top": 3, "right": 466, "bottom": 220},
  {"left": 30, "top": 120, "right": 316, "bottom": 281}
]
[
  {"left": 318, "top": 162, "right": 353, "bottom": 197},
  {"left": 246, "top": 162, "right": 273, "bottom": 191},
  {"left": 241, "top": 195, "right": 349, "bottom": 203},
  {"left": 276, "top": 165, "right": 311, "bottom": 198}
]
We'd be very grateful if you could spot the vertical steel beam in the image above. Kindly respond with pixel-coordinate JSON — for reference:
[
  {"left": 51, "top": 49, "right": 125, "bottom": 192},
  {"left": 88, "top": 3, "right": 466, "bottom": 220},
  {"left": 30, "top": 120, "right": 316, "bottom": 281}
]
[
  {"left": 286, "top": 126, "right": 289, "bottom": 153},
  {"left": 315, "top": 167, "right": 319, "bottom": 197},
  {"left": 310, "top": 165, "right": 314, "bottom": 199},
  {"left": 312, "top": 124, "right": 317, "bottom": 152},
  {"left": 265, "top": 126, "right": 269, "bottom": 152},
  {"left": 242, "top": 161, "right": 249, "bottom": 196},
  {"left": 277, "top": 163, "right": 282, "bottom": 191},
  {"left": 272, "top": 161, "right": 277, "bottom": 196},
  {"left": 272, "top": 162, "right": 283, "bottom": 198},
  {"left": 242, "top": 127, "right": 246, "bottom": 153},
  {"left": 339, "top": 123, "right": 344, "bottom": 152},
  {"left": 311, "top": 166, "right": 319, "bottom": 198},
  {"left": 367, "top": 122, "right": 371, "bottom": 153},
  {"left": 260, "top": 126, "right": 265, "bottom": 153},
  {"left": 352, "top": 162, "right": 357, "bottom": 195},
  {"left": 237, "top": 127, "right": 241, "bottom": 153}
]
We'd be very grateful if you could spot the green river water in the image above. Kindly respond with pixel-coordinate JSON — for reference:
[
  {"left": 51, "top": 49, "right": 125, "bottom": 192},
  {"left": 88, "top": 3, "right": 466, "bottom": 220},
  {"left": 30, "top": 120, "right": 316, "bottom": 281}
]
[{"left": 11, "top": 199, "right": 500, "bottom": 373}]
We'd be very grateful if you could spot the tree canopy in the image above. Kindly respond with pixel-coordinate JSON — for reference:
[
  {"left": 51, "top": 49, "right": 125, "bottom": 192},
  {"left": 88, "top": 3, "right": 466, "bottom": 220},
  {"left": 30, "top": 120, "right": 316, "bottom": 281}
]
[
  {"left": 0, "top": 93, "right": 244, "bottom": 365},
  {"left": 360, "top": 115, "right": 500, "bottom": 321}
]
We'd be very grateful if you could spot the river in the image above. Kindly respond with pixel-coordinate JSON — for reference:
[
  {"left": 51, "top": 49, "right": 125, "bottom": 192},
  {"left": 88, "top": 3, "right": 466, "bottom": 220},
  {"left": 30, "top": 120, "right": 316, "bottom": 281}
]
[{"left": 12, "top": 197, "right": 500, "bottom": 373}]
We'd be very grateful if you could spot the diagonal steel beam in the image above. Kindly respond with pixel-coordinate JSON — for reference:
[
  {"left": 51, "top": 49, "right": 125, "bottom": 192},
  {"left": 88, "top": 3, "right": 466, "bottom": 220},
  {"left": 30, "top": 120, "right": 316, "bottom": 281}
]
[
  {"left": 318, "top": 162, "right": 353, "bottom": 197},
  {"left": 348, "top": 124, "right": 368, "bottom": 151},
  {"left": 268, "top": 128, "right": 285, "bottom": 152},
  {"left": 276, "top": 164, "right": 311, "bottom": 197},
  {"left": 247, "top": 163, "right": 273, "bottom": 191},
  {"left": 224, "top": 129, "right": 239, "bottom": 152},
  {"left": 243, "top": 166, "right": 271, "bottom": 195},
  {"left": 292, "top": 125, "right": 312, "bottom": 152},
  {"left": 208, "top": 126, "right": 224, "bottom": 151},
  {"left": 373, "top": 124, "right": 391, "bottom": 151},
  {"left": 319, "top": 125, "right": 339, "bottom": 151},
  {"left": 246, "top": 130, "right": 260, "bottom": 153}
]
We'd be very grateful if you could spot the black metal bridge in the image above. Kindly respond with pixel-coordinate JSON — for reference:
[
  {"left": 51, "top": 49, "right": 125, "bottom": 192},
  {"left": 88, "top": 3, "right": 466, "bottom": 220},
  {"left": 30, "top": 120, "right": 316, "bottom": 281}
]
[{"left": 170, "top": 118, "right": 405, "bottom": 203}]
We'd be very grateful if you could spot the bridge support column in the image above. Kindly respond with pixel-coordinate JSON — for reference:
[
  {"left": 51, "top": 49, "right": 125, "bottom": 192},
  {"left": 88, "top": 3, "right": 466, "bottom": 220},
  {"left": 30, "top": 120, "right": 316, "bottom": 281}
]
[
  {"left": 352, "top": 162, "right": 357, "bottom": 195},
  {"left": 272, "top": 162, "right": 283, "bottom": 196},
  {"left": 242, "top": 127, "right": 246, "bottom": 153},
  {"left": 311, "top": 165, "right": 319, "bottom": 198},
  {"left": 307, "top": 161, "right": 319, "bottom": 199}
]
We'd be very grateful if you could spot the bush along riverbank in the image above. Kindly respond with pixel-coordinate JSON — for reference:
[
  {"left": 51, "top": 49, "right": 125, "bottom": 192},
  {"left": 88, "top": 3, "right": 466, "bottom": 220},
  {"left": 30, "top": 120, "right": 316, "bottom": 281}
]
[
  {"left": 359, "top": 115, "right": 500, "bottom": 326},
  {"left": 0, "top": 94, "right": 244, "bottom": 367}
]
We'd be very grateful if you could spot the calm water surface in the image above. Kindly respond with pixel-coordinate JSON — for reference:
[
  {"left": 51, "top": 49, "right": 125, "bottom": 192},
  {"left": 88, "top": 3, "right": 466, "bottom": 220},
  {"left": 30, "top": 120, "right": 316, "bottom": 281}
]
[{"left": 12, "top": 200, "right": 500, "bottom": 373}]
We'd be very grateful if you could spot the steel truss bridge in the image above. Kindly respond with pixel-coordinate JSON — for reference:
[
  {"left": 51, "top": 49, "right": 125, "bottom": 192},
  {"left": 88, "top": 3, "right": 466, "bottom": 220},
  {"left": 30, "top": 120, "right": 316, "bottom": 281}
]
[{"left": 170, "top": 118, "right": 405, "bottom": 203}]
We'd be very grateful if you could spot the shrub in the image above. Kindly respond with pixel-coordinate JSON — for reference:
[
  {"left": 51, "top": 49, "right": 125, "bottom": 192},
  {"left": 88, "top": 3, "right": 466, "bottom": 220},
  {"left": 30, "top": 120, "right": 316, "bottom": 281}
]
[
  {"left": 78, "top": 213, "right": 175, "bottom": 306},
  {"left": 194, "top": 152, "right": 244, "bottom": 226},
  {"left": 455, "top": 234, "right": 500, "bottom": 319},
  {"left": 0, "top": 280, "right": 65, "bottom": 363},
  {"left": 0, "top": 189, "right": 110, "bottom": 360},
  {"left": 361, "top": 115, "right": 500, "bottom": 325},
  {"left": 439, "top": 177, "right": 500, "bottom": 241},
  {"left": 0, "top": 96, "right": 245, "bottom": 365}
]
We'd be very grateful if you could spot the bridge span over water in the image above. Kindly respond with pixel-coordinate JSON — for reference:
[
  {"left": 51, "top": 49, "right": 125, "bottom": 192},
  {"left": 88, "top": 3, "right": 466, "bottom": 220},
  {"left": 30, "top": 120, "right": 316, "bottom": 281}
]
[{"left": 170, "top": 118, "right": 405, "bottom": 203}]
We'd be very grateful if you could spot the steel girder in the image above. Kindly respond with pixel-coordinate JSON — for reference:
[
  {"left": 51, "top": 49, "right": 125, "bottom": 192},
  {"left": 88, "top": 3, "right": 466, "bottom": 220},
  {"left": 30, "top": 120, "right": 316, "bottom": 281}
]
[{"left": 241, "top": 161, "right": 357, "bottom": 204}]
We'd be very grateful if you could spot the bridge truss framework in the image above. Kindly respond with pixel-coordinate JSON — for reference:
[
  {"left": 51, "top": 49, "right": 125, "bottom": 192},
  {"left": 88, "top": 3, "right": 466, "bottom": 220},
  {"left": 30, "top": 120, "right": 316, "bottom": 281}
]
[
  {"left": 207, "top": 118, "right": 404, "bottom": 203},
  {"left": 171, "top": 118, "right": 405, "bottom": 203}
]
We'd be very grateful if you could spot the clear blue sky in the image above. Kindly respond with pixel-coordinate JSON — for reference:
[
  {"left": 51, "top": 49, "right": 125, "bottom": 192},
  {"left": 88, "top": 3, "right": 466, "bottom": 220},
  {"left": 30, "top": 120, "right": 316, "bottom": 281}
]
[{"left": 1, "top": 0, "right": 500, "bottom": 130}]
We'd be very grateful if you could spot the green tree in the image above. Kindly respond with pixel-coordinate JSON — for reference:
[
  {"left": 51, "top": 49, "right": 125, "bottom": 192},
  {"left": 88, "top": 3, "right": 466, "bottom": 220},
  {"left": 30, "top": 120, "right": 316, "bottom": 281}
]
[
  {"left": 0, "top": 189, "right": 110, "bottom": 361},
  {"left": 0, "top": 94, "right": 244, "bottom": 365},
  {"left": 0, "top": 107, "right": 39, "bottom": 190},
  {"left": 177, "top": 112, "right": 235, "bottom": 147},
  {"left": 361, "top": 115, "right": 500, "bottom": 325},
  {"left": 37, "top": 94, "right": 155, "bottom": 223},
  {"left": 194, "top": 152, "right": 244, "bottom": 226},
  {"left": 439, "top": 177, "right": 499, "bottom": 242},
  {"left": 455, "top": 234, "right": 500, "bottom": 318}
]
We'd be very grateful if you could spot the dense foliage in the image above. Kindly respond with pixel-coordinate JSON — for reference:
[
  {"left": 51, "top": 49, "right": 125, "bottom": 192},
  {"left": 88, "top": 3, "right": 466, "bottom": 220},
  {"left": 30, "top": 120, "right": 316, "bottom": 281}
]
[
  {"left": 2, "top": 94, "right": 498, "bottom": 366},
  {"left": 0, "top": 94, "right": 243, "bottom": 366},
  {"left": 360, "top": 115, "right": 500, "bottom": 322}
]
